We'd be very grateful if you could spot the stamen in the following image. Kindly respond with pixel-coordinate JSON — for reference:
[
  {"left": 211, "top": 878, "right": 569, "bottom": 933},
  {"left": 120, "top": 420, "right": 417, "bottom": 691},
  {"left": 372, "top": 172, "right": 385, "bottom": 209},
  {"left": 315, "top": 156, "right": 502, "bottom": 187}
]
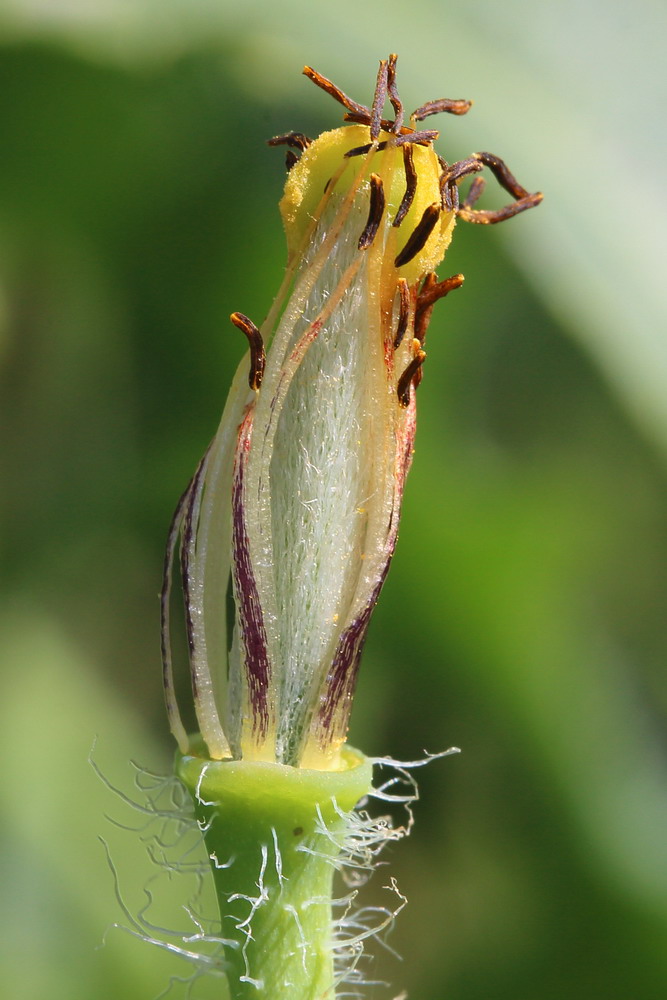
[
  {"left": 358, "top": 173, "right": 385, "bottom": 250},
  {"left": 344, "top": 111, "right": 416, "bottom": 135},
  {"left": 387, "top": 53, "right": 404, "bottom": 133},
  {"left": 397, "top": 342, "right": 427, "bottom": 407},
  {"left": 444, "top": 156, "right": 485, "bottom": 183},
  {"left": 393, "top": 144, "right": 417, "bottom": 228},
  {"left": 393, "top": 278, "right": 411, "bottom": 349},
  {"left": 444, "top": 181, "right": 457, "bottom": 212},
  {"left": 462, "top": 175, "right": 486, "bottom": 209},
  {"left": 267, "top": 132, "right": 313, "bottom": 152},
  {"left": 456, "top": 151, "right": 544, "bottom": 224},
  {"left": 303, "top": 65, "right": 370, "bottom": 118},
  {"left": 344, "top": 130, "right": 438, "bottom": 159},
  {"left": 394, "top": 203, "right": 441, "bottom": 268},
  {"left": 415, "top": 272, "right": 464, "bottom": 343},
  {"left": 457, "top": 194, "right": 543, "bottom": 224},
  {"left": 394, "top": 129, "right": 439, "bottom": 146},
  {"left": 411, "top": 97, "right": 473, "bottom": 121},
  {"left": 230, "top": 312, "right": 266, "bottom": 390},
  {"left": 370, "top": 60, "right": 389, "bottom": 141},
  {"left": 473, "top": 150, "right": 529, "bottom": 199},
  {"left": 416, "top": 272, "right": 465, "bottom": 315},
  {"left": 440, "top": 157, "right": 483, "bottom": 211},
  {"left": 441, "top": 177, "right": 455, "bottom": 212},
  {"left": 345, "top": 140, "right": 388, "bottom": 158}
]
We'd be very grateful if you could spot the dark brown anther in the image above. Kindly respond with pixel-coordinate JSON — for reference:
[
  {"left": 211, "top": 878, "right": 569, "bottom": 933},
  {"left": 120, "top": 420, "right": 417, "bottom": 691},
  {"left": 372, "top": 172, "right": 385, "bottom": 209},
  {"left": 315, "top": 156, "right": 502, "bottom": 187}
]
[
  {"left": 394, "top": 129, "right": 439, "bottom": 147},
  {"left": 344, "top": 111, "right": 416, "bottom": 135},
  {"left": 358, "top": 173, "right": 385, "bottom": 250},
  {"left": 393, "top": 278, "right": 411, "bottom": 349},
  {"left": 457, "top": 194, "right": 544, "bottom": 224},
  {"left": 269, "top": 133, "right": 313, "bottom": 172},
  {"left": 415, "top": 272, "right": 465, "bottom": 343},
  {"left": 394, "top": 203, "right": 441, "bottom": 268},
  {"left": 440, "top": 176, "right": 456, "bottom": 212},
  {"left": 456, "top": 151, "right": 544, "bottom": 224},
  {"left": 440, "top": 157, "right": 483, "bottom": 212},
  {"left": 417, "top": 272, "right": 465, "bottom": 314},
  {"left": 462, "top": 175, "right": 486, "bottom": 209},
  {"left": 344, "top": 130, "right": 438, "bottom": 159},
  {"left": 303, "top": 65, "right": 371, "bottom": 118},
  {"left": 345, "top": 140, "right": 387, "bottom": 158},
  {"left": 393, "top": 144, "right": 417, "bottom": 228},
  {"left": 230, "top": 312, "right": 265, "bottom": 390},
  {"left": 473, "top": 151, "right": 530, "bottom": 199},
  {"left": 445, "top": 156, "right": 485, "bottom": 184},
  {"left": 267, "top": 132, "right": 313, "bottom": 152},
  {"left": 370, "top": 59, "right": 389, "bottom": 141},
  {"left": 387, "top": 53, "right": 404, "bottom": 133},
  {"left": 411, "top": 97, "right": 473, "bottom": 121},
  {"left": 437, "top": 156, "right": 452, "bottom": 210},
  {"left": 397, "top": 342, "right": 427, "bottom": 407}
]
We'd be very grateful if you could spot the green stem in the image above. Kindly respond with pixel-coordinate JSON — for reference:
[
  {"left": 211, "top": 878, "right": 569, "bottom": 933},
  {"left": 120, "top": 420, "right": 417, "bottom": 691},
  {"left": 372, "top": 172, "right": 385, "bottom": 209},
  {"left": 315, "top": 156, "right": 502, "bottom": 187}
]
[{"left": 177, "top": 743, "right": 373, "bottom": 1000}]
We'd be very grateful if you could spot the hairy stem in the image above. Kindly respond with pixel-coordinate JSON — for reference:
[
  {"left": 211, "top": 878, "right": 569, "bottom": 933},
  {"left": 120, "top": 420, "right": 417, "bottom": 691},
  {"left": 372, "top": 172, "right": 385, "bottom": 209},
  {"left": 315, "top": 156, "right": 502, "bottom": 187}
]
[{"left": 177, "top": 744, "right": 373, "bottom": 999}]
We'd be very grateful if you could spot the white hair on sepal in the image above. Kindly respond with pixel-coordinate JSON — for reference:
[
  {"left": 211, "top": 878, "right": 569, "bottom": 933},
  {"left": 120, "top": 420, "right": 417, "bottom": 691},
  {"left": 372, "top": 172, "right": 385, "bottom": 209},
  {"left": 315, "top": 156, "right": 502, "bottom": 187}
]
[{"left": 271, "top": 199, "right": 377, "bottom": 761}]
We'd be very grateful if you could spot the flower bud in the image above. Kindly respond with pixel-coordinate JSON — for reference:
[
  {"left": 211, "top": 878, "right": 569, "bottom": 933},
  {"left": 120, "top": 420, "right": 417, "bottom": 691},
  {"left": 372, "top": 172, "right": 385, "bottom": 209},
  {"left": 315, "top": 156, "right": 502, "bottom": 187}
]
[{"left": 162, "top": 55, "right": 542, "bottom": 770}]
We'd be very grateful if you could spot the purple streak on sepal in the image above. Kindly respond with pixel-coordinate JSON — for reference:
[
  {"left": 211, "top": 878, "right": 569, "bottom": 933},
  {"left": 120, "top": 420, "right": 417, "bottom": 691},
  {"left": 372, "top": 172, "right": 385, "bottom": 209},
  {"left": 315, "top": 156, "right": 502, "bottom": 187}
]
[
  {"left": 232, "top": 408, "right": 272, "bottom": 740},
  {"left": 318, "top": 550, "right": 393, "bottom": 734},
  {"left": 318, "top": 398, "right": 417, "bottom": 741},
  {"left": 179, "top": 449, "right": 210, "bottom": 699}
]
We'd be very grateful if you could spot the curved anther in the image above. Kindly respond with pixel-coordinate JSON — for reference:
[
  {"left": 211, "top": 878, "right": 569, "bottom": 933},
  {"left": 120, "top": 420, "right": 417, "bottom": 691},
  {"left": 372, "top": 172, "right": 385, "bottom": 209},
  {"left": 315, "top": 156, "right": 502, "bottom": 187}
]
[
  {"left": 358, "top": 174, "right": 385, "bottom": 250},
  {"left": 393, "top": 144, "right": 417, "bottom": 228},
  {"left": 387, "top": 54, "right": 404, "bottom": 133},
  {"left": 230, "top": 312, "right": 266, "bottom": 390},
  {"left": 343, "top": 111, "right": 416, "bottom": 135},
  {"left": 411, "top": 97, "right": 473, "bottom": 121},
  {"left": 370, "top": 60, "right": 389, "bottom": 141},
  {"left": 397, "top": 342, "right": 427, "bottom": 407},
  {"left": 303, "top": 65, "right": 370, "bottom": 118},
  {"left": 268, "top": 132, "right": 313, "bottom": 152},
  {"left": 455, "top": 151, "right": 544, "bottom": 224},
  {"left": 394, "top": 203, "right": 441, "bottom": 268},
  {"left": 393, "top": 278, "right": 411, "bottom": 349},
  {"left": 415, "top": 272, "right": 464, "bottom": 343},
  {"left": 462, "top": 175, "right": 486, "bottom": 209},
  {"left": 440, "top": 157, "right": 484, "bottom": 212}
]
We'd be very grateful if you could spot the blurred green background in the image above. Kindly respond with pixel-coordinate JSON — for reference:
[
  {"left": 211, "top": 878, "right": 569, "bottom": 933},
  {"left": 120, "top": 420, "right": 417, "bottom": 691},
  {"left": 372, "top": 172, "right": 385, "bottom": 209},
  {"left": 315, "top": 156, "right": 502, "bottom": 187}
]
[{"left": 1, "top": 1, "right": 666, "bottom": 998}]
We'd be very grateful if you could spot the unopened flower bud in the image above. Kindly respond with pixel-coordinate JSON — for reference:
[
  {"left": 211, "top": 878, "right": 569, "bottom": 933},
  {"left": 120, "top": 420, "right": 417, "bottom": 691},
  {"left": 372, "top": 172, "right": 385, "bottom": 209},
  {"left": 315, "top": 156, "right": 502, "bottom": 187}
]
[{"left": 162, "top": 55, "right": 542, "bottom": 771}]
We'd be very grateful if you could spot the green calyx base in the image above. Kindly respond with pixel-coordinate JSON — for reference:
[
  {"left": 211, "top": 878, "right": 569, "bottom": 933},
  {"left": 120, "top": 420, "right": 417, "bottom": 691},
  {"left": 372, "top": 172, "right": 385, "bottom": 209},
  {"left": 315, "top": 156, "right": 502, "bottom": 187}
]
[{"left": 177, "top": 742, "right": 373, "bottom": 1000}]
